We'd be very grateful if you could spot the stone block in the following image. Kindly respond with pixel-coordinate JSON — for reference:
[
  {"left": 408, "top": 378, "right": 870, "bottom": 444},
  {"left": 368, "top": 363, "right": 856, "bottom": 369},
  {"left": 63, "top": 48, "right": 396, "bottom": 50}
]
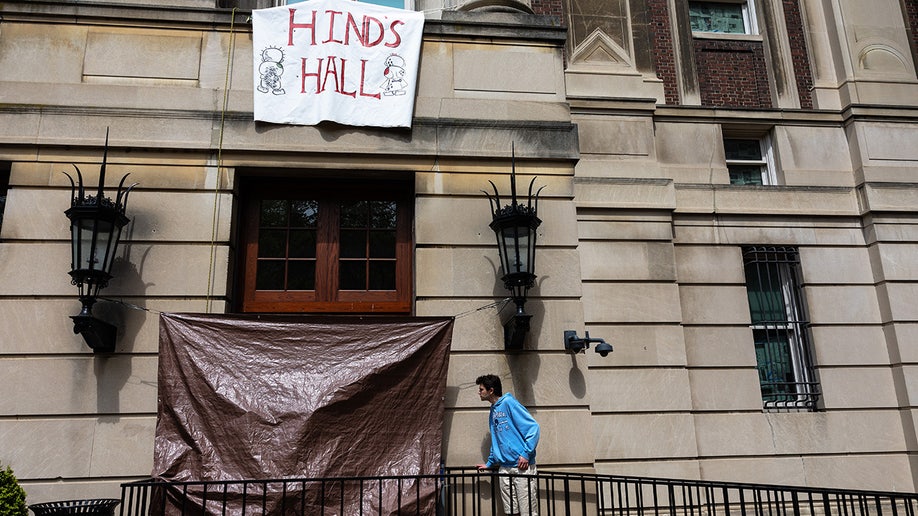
[
  {"left": 673, "top": 216, "right": 866, "bottom": 246},
  {"left": 675, "top": 185, "right": 858, "bottom": 216},
  {"left": 800, "top": 246, "right": 874, "bottom": 284},
  {"left": 588, "top": 368, "right": 693, "bottom": 412},
  {"left": 0, "top": 23, "right": 87, "bottom": 84},
  {"left": 860, "top": 183, "right": 918, "bottom": 212},
  {"left": 446, "top": 353, "right": 595, "bottom": 409},
  {"left": 453, "top": 46, "right": 563, "bottom": 97},
  {"left": 584, "top": 324, "right": 687, "bottom": 367},
  {"left": 575, "top": 116, "right": 654, "bottom": 157},
  {"left": 684, "top": 326, "right": 757, "bottom": 367},
  {"left": 592, "top": 413, "right": 698, "bottom": 460},
  {"left": 674, "top": 245, "right": 744, "bottom": 284},
  {"left": 84, "top": 30, "right": 202, "bottom": 81},
  {"left": 679, "top": 285, "right": 750, "bottom": 325},
  {"left": 806, "top": 285, "right": 883, "bottom": 324},
  {"left": 580, "top": 241, "right": 675, "bottom": 281},
  {"left": 417, "top": 298, "right": 583, "bottom": 352},
  {"left": 0, "top": 356, "right": 158, "bottom": 415},
  {"left": 416, "top": 197, "right": 577, "bottom": 247},
  {"left": 810, "top": 326, "right": 889, "bottom": 366},
  {"left": 895, "top": 365, "right": 918, "bottom": 408},
  {"left": 23, "top": 480, "right": 124, "bottom": 506},
  {"left": 443, "top": 407, "right": 594, "bottom": 467},
  {"left": 694, "top": 410, "right": 906, "bottom": 457},
  {"left": 2, "top": 188, "right": 232, "bottom": 242},
  {"left": 698, "top": 456, "right": 807, "bottom": 485},
  {"left": 801, "top": 454, "right": 914, "bottom": 491},
  {"left": 416, "top": 247, "right": 582, "bottom": 298},
  {"left": 575, "top": 156, "right": 665, "bottom": 179},
  {"left": 415, "top": 170, "right": 573, "bottom": 197},
  {"left": 595, "top": 460, "right": 701, "bottom": 480},
  {"left": 0, "top": 298, "right": 221, "bottom": 355},
  {"left": 694, "top": 368, "right": 769, "bottom": 411},
  {"left": 574, "top": 178, "right": 675, "bottom": 209},
  {"left": 870, "top": 243, "right": 918, "bottom": 281},
  {"left": 888, "top": 323, "right": 918, "bottom": 363},
  {"left": 0, "top": 417, "right": 153, "bottom": 479},
  {"left": 577, "top": 218, "right": 673, "bottom": 241},
  {"left": 435, "top": 97, "right": 573, "bottom": 122},
  {"left": 582, "top": 283, "right": 682, "bottom": 324},
  {"left": 775, "top": 126, "right": 853, "bottom": 186},
  {"left": 655, "top": 123, "right": 721, "bottom": 166}
]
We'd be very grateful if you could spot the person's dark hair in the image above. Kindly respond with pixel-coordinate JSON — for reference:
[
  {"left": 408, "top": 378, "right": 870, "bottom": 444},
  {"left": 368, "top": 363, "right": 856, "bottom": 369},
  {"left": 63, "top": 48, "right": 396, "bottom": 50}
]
[{"left": 476, "top": 374, "right": 503, "bottom": 397}]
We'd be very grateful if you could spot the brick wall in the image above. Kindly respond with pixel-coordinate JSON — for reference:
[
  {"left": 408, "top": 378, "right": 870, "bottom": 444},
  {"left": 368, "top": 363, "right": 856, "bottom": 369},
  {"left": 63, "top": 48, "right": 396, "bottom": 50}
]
[
  {"left": 531, "top": 0, "right": 563, "bottom": 19},
  {"left": 782, "top": 0, "right": 814, "bottom": 108},
  {"left": 648, "top": 0, "right": 681, "bottom": 104},
  {"left": 694, "top": 39, "right": 772, "bottom": 108},
  {"left": 905, "top": 0, "right": 918, "bottom": 78}
]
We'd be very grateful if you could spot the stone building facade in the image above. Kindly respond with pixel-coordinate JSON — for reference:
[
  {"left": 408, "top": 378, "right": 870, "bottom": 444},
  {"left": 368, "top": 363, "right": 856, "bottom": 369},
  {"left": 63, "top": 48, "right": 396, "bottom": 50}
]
[{"left": 1, "top": 0, "right": 917, "bottom": 504}]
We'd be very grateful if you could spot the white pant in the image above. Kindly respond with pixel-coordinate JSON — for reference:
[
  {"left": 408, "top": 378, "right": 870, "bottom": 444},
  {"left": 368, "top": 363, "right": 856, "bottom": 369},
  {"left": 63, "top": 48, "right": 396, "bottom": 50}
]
[{"left": 498, "top": 465, "right": 538, "bottom": 516}]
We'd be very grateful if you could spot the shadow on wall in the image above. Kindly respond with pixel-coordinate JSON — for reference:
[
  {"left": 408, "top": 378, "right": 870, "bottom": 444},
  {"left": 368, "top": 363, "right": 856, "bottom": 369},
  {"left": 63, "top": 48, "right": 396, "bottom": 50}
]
[{"left": 90, "top": 243, "right": 155, "bottom": 414}]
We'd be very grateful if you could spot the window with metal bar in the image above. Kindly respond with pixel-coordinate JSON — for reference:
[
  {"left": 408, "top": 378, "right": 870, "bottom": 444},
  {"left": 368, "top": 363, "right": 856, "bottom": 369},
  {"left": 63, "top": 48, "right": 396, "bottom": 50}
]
[{"left": 742, "top": 246, "right": 820, "bottom": 410}]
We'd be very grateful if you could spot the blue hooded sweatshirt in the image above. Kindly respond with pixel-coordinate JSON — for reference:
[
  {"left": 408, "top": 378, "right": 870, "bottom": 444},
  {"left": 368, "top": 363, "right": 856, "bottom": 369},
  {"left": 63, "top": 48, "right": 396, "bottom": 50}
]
[{"left": 485, "top": 393, "right": 540, "bottom": 468}]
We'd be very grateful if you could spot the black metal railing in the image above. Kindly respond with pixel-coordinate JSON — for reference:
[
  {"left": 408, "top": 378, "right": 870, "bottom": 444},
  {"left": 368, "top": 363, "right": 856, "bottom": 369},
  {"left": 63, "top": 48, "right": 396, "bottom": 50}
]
[{"left": 120, "top": 468, "right": 918, "bottom": 516}]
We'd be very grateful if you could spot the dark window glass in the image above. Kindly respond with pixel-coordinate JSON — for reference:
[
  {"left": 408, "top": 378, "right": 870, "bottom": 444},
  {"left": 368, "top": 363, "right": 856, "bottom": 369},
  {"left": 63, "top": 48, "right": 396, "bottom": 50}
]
[
  {"left": 256, "top": 200, "right": 319, "bottom": 291},
  {"left": 689, "top": 1, "right": 747, "bottom": 33},
  {"left": 725, "top": 139, "right": 762, "bottom": 160},
  {"left": 338, "top": 200, "right": 397, "bottom": 291}
]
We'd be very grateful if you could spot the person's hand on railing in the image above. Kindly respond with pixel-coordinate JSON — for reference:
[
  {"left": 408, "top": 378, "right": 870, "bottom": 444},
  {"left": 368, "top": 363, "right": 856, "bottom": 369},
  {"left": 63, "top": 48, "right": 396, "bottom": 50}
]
[{"left": 516, "top": 456, "right": 529, "bottom": 471}]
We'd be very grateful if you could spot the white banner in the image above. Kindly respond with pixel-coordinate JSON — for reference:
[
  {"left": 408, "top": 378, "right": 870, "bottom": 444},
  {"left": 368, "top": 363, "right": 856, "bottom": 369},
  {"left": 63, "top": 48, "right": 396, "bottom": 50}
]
[{"left": 252, "top": 0, "right": 424, "bottom": 128}]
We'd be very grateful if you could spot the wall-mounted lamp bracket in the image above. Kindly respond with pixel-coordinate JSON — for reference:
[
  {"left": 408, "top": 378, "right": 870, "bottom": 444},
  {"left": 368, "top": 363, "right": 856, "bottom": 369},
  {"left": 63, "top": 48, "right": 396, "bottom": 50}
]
[
  {"left": 563, "top": 330, "right": 613, "bottom": 357},
  {"left": 71, "top": 314, "right": 117, "bottom": 354},
  {"left": 504, "top": 313, "right": 533, "bottom": 351}
]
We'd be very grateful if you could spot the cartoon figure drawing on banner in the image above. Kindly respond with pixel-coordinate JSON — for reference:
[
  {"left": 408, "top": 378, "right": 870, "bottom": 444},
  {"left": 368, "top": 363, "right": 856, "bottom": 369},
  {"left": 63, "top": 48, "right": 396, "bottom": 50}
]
[
  {"left": 381, "top": 54, "right": 407, "bottom": 96},
  {"left": 257, "top": 46, "right": 286, "bottom": 95}
]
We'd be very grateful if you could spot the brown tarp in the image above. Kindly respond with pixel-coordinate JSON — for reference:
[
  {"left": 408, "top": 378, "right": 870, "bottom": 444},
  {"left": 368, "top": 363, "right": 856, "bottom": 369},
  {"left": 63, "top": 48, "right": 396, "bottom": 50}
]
[{"left": 153, "top": 313, "right": 453, "bottom": 515}]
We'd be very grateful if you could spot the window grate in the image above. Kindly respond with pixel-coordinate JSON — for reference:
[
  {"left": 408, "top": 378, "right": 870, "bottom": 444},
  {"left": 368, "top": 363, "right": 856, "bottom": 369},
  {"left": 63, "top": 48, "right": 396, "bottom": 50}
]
[{"left": 742, "top": 246, "right": 820, "bottom": 410}]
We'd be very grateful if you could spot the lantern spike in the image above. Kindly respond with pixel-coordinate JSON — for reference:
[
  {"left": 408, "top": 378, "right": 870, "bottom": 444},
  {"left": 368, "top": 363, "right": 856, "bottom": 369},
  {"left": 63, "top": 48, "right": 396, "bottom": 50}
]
[
  {"left": 119, "top": 182, "right": 139, "bottom": 212},
  {"left": 72, "top": 164, "right": 85, "bottom": 201},
  {"left": 526, "top": 177, "right": 537, "bottom": 210},
  {"left": 62, "top": 170, "right": 77, "bottom": 207},
  {"left": 486, "top": 180, "right": 501, "bottom": 213},
  {"left": 509, "top": 143, "right": 518, "bottom": 205},
  {"left": 115, "top": 173, "right": 135, "bottom": 207},
  {"left": 98, "top": 128, "right": 110, "bottom": 201},
  {"left": 533, "top": 185, "right": 546, "bottom": 214}
]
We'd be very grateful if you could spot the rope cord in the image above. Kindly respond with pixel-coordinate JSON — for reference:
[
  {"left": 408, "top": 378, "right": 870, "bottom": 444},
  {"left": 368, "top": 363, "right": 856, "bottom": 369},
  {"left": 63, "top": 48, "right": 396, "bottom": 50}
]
[
  {"left": 205, "top": 7, "right": 238, "bottom": 313},
  {"left": 101, "top": 296, "right": 511, "bottom": 320}
]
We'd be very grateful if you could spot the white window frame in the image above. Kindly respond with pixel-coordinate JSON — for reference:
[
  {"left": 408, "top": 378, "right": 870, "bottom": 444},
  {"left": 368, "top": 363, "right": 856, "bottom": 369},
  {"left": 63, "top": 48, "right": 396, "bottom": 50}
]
[
  {"left": 278, "top": 0, "right": 414, "bottom": 9},
  {"left": 724, "top": 135, "right": 777, "bottom": 185},
  {"left": 688, "top": 0, "right": 758, "bottom": 35}
]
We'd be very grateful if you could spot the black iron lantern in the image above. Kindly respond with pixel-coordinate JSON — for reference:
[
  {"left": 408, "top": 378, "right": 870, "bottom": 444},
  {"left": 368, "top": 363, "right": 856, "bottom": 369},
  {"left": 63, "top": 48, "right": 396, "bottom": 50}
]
[
  {"left": 64, "top": 132, "right": 137, "bottom": 353},
  {"left": 484, "top": 147, "right": 545, "bottom": 350}
]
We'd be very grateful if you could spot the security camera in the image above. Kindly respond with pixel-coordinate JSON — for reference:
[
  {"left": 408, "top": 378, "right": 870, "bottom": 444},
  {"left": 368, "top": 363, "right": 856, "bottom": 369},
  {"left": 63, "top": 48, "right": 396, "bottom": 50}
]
[
  {"left": 594, "top": 341, "right": 613, "bottom": 357},
  {"left": 563, "top": 330, "right": 613, "bottom": 357}
]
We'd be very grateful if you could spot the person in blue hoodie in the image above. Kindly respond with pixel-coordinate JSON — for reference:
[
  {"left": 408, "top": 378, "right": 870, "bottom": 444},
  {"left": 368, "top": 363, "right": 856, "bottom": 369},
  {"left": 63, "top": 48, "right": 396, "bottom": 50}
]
[{"left": 475, "top": 374, "right": 540, "bottom": 516}]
